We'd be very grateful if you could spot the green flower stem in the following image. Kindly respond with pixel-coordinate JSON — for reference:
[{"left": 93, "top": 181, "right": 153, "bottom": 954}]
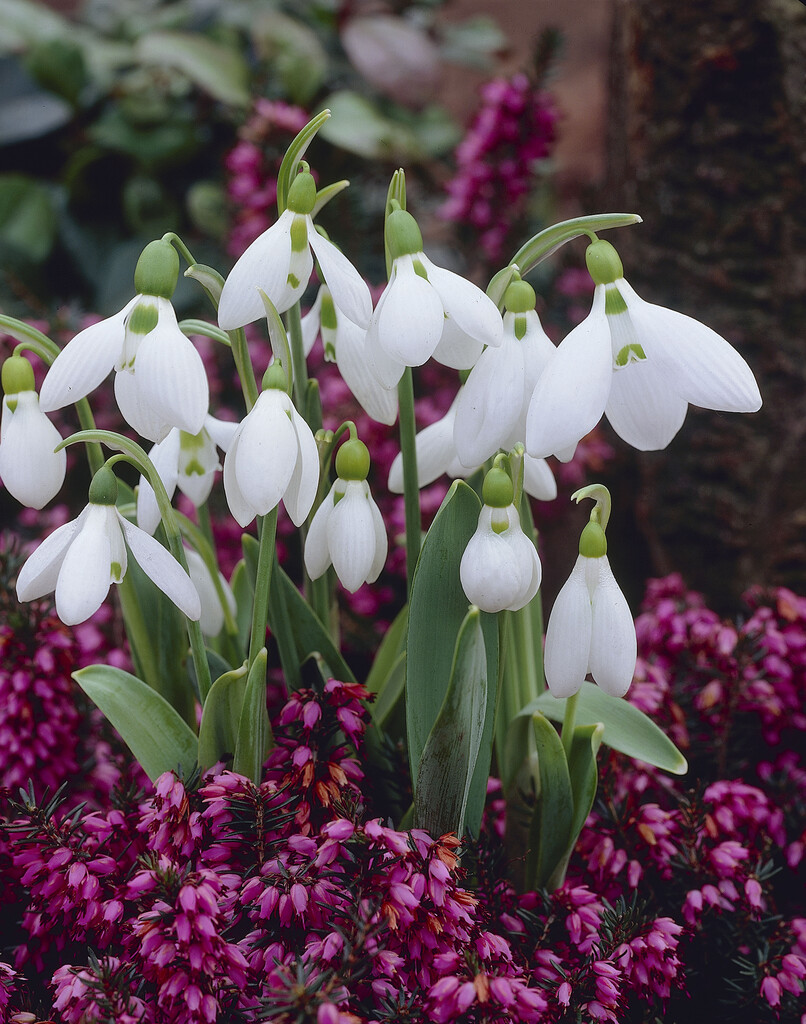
[
  {"left": 285, "top": 301, "right": 308, "bottom": 412},
  {"left": 397, "top": 366, "right": 421, "bottom": 596},
  {"left": 248, "top": 507, "right": 278, "bottom": 667},
  {"left": 3, "top": 317, "right": 103, "bottom": 475},
  {"left": 228, "top": 327, "right": 259, "bottom": 412},
  {"left": 161, "top": 231, "right": 197, "bottom": 270},
  {"left": 58, "top": 429, "right": 213, "bottom": 703},
  {"left": 495, "top": 611, "right": 517, "bottom": 765},
  {"left": 561, "top": 689, "right": 579, "bottom": 763},
  {"left": 178, "top": 320, "right": 232, "bottom": 347}
]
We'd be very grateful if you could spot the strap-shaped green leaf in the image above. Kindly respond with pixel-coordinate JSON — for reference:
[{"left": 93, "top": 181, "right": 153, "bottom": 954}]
[
  {"left": 233, "top": 648, "right": 272, "bottom": 783},
  {"left": 367, "top": 605, "right": 408, "bottom": 698},
  {"left": 74, "top": 665, "right": 198, "bottom": 783},
  {"left": 276, "top": 109, "right": 331, "bottom": 214},
  {"left": 415, "top": 607, "right": 488, "bottom": 837},
  {"left": 198, "top": 664, "right": 248, "bottom": 773},
  {"left": 526, "top": 712, "right": 574, "bottom": 890},
  {"left": 521, "top": 681, "right": 688, "bottom": 775}
]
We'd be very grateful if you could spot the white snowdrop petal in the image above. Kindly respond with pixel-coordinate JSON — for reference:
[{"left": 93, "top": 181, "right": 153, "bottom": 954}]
[
  {"left": 605, "top": 356, "right": 688, "bottom": 451},
  {"left": 275, "top": 242, "right": 314, "bottom": 312},
  {"left": 283, "top": 407, "right": 319, "bottom": 526},
  {"left": 222, "top": 427, "right": 256, "bottom": 528},
  {"left": 235, "top": 393, "right": 298, "bottom": 516},
  {"left": 366, "top": 488, "right": 388, "bottom": 583},
  {"left": 0, "top": 393, "right": 66, "bottom": 508},
  {"left": 618, "top": 279, "right": 762, "bottom": 413},
  {"left": 454, "top": 336, "right": 524, "bottom": 467},
  {"left": 328, "top": 482, "right": 378, "bottom": 592},
  {"left": 523, "top": 455, "right": 557, "bottom": 501},
  {"left": 218, "top": 211, "right": 295, "bottom": 330},
  {"left": 16, "top": 513, "right": 84, "bottom": 602},
  {"left": 55, "top": 505, "right": 116, "bottom": 625},
  {"left": 136, "top": 430, "right": 180, "bottom": 535},
  {"left": 184, "top": 548, "right": 235, "bottom": 637},
  {"left": 589, "top": 557, "right": 636, "bottom": 697},
  {"left": 431, "top": 316, "right": 484, "bottom": 370},
  {"left": 388, "top": 400, "right": 460, "bottom": 493},
  {"left": 460, "top": 528, "right": 522, "bottom": 613},
  {"left": 304, "top": 488, "right": 335, "bottom": 581},
  {"left": 420, "top": 256, "right": 503, "bottom": 348},
  {"left": 114, "top": 369, "right": 172, "bottom": 443},
  {"left": 203, "top": 414, "right": 238, "bottom": 453},
  {"left": 500, "top": 526, "right": 542, "bottom": 610},
  {"left": 376, "top": 259, "right": 444, "bottom": 366},
  {"left": 39, "top": 299, "right": 136, "bottom": 412},
  {"left": 120, "top": 514, "right": 201, "bottom": 621},
  {"left": 526, "top": 286, "right": 612, "bottom": 460},
  {"left": 300, "top": 288, "right": 323, "bottom": 356},
  {"left": 507, "top": 310, "right": 557, "bottom": 442},
  {"left": 544, "top": 557, "right": 593, "bottom": 698},
  {"left": 336, "top": 316, "right": 398, "bottom": 425},
  {"left": 308, "top": 226, "right": 373, "bottom": 329}
]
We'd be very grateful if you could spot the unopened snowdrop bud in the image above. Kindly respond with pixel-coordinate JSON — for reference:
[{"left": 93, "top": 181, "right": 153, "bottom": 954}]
[
  {"left": 544, "top": 484, "right": 636, "bottom": 699},
  {"left": 16, "top": 464, "right": 200, "bottom": 626},
  {"left": 366, "top": 204, "right": 503, "bottom": 388},
  {"left": 304, "top": 437, "right": 388, "bottom": 593},
  {"left": 459, "top": 467, "right": 542, "bottom": 613},
  {"left": 0, "top": 355, "right": 66, "bottom": 509}
]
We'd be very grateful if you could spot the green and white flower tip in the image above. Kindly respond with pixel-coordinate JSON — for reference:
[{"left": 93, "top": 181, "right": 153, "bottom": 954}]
[
  {"left": 301, "top": 285, "right": 397, "bottom": 426},
  {"left": 39, "top": 239, "right": 209, "bottom": 443},
  {"left": 16, "top": 464, "right": 201, "bottom": 626},
  {"left": 136, "top": 414, "right": 239, "bottom": 535},
  {"left": 218, "top": 164, "right": 372, "bottom": 332},
  {"left": 184, "top": 547, "right": 237, "bottom": 638},
  {"left": 525, "top": 237, "right": 762, "bottom": 462},
  {"left": 0, "top": 354, "right": 66, "bottom": 509},
  {"left": 459, "top": 467, "right": 542, "bottom": 614},
  {"left": 223, "top": 364, "right": 319, "bottom": 529},
  {"left": 453, "top": 275, "right": 557, "bottom": 469},
  {"left": 366, "top": 207, "right": 504, "bottom": 389},
  {"left": 304, "top": 437, "right": 388, "bottom": 593},
  {"left": 544, "top": 483, "right": 636, "bottom": 699}
]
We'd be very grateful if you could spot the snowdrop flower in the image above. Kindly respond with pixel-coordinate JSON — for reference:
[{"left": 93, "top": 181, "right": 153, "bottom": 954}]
[
  {"left": 305, "top": 438, "right": 387, "bottom": 593},
  {"left": 16, "top": 465, "right": 201, "bottom": 626},
  {"left": 526, "top": 239, "right": 762, "bottom": 461},
  {"left": 0, "top": 355, "right": 66, "bottom": 509},
  {"left": 223, "top": 365, "right": 319, "bottom": 528},
  {"left": 39, "top": 240, "right": 209, "bottom": 443},
  {"left": 454, "top": 278, "right": 556, "bottom": 467},
  {"left": 459, "top": 468, "right": 541, "bottom": 613},
  {"left": 544, "top": 485, "right": 635, "bottom": 698},
  {"left": 366, "top": 207, "right": 503, "bottom": 389},
  {"left": 301, "top": 285, "right": 397, "bottom": 425},
  {"left": 136, "top": 414, "right": 238, "bottom": 535},
  {"left": 218, "top": 165, "right": 372, "bottom": 332},
  {"left": 388, "top": 395, "right": 556, "bottom": 502},
  {"left": 184, "top": 547, "right": 237, "bottom": 638}
]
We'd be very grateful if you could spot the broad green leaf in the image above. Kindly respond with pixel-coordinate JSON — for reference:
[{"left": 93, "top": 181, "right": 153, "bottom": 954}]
[
  {"left": 276, "top": 110, "right": 330, "bottom": 214},
  {"left": 74, "top": 665, "right": 198, "bottom": 782},
  {"left": 0, "top": 175, "right": 56, "bottom": 262},
  {"left": 370, "top": 651, "right": 406, "bottom": 731},
  {"left": 526, "top": 712, "right": 574, "bottom": 890},
  {"left": 319, "top": 90, "right": 418, "bottom": 160},
  {"left": 233, "top": 648, "right": 272, "bottom": 783},
  {"left": 312, "top": 180, "right": 349, "bottom": 219},
  {"left": 198, "top": 664, "right": 248, "bottom": 773},
  {"left": 415, "top": 608, "right": 488, "bottom": 837},
  {"left": 366, "top": 605, "right": 408, "bottom": 697},
  {"left": 136, "top": 31, "right": 250, "bottom": 107},
  {"left": 500, "top": 710, "right": 533, "bottom": 795},
  {"left": 251, "top": 10, "right": 328, "bottom": 105},
  {"left": 184, "top": 263, "right": 224, "bottom": 307},
  {"left": 521, "top": 681, "right": 688, "bottom": 775},
  {"left": 230, "top": 559, "right": 253, "bottom": 653},
  {"left": 406, "top": 480, "right": 498, "bottom": 836}
]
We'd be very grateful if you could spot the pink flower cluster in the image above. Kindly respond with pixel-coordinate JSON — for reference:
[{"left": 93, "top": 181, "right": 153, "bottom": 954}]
[{"left": 440, "top": 72, "right": 557, "bottom": 261}]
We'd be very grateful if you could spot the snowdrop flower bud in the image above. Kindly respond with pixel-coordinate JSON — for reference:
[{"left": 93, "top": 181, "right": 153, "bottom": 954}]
[
  {"left": 526, "top": 238, "right": 761, "bottom": 461},
  {"left": 223, "top": 364, "right": 319, "bottom": 528},
  {"left": 39, "top": 239, "right": 209, "bottom": 443},
  {"left": 459, "top": 467, "right": 542, "bottom": 613},
  {"left": 544, "top": 485, "right": 636, "bottom": 698},
  {"left": 183, "top": 547, "right": 237, "bottom": 638},
  {"left": 16, "top": 464, "right": 201, "bottom": 626},
  {"left": 218, "top": 164, "right": 372, "bottom": 331},
  {"left": 366, "top": 207, "right": 503, "bottom": 389},
  {"left": 304, "top": 437, "right": 388, "bottom": 593},
  {"left": 0, "top": 355, "right": 66, "bottom": 509}
]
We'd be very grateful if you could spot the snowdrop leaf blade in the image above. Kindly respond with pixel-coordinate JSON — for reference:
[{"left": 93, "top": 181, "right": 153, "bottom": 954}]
[
  {"left": 233, "top": 648, "right": 272, "bottom": 784},
  {"left": 415, "top": 607, "right": 488, "bottom": 838},
  {"left": 119, "top": 515, "right": 201, "bottom": 621},
  {"left": 16, "top": 515, "right": 82, "bottom": 602},
  {"left": 198, "top": 665, "right": 248, "bottom": 773},
  {"left": 308, "top": 227, "right": 372, "bottom": 328},
  {"left": 544, "top": 558, "right": 592, "bottom": 698},
  {"left": 526, "top": 712, "right": 574, "bottom": 890},
  {"left": 589, "top": 559, "right": 637, "bottom": 697},
  {"left": 74, "top": 665, "right": 198, "bottom": 782},
  {"left": 566, "top": 722, "right": 604, "bottom": 852},
  {"left": 366, "top": 604, "right": 408, "bottom": 700},
  {"left": 522, "top": 681, "right": 688, "bottom": 775}
]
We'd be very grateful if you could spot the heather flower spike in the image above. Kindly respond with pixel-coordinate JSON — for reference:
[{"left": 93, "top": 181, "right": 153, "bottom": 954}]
[
  {"left": 223, "top": 363, "right": 319, "bottom": 528},
  {"left": 218, "top": 163, "right": 372, "bottom": 331},
  {"left": 39, "top": 240, "right": 209, "bottom": 443},
  {"left": 526, "top": 238, "right": 761, "bottom": 460},
  {"left": 0, "top": 354, "right": 66, "bottom": 509},
  {"left": 16, "top": 464, "right": 201, "bottom": 626},
  {"left": 305, "top": 436, "right": 388, "bottom": 592},
  {"left": 460, "top": 466, "right": 541, "bottom": 613},
  {"left": 366, "top": 204, "right": 504, "bottom": 388},
  {"left": 544, "top": 484, "right": 636, "bottom": 698}
]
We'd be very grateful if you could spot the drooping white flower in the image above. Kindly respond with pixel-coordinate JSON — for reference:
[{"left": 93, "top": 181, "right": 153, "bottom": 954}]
[
  {"left": 184, "top": 547, "right": 237, "bottom": 638},
  {"left": 301, "top": 285, "right": 397, "bottom": 425},
  {"left": 459, "top": 468, "right": 542, "bottom": 613},
  {"left": 223, "top": 369, "right": 319, "bottom": 528},
  {"left": 526, "top": 240, "right": 762, "bottom": 462},
  {"left": 544, "top": 491, "right": 636, "bottom": 698},
  {"left": 366, "top": 208, "right": 503, "bottom": 389},
  {"left": 304, "top": 438, "right": 387, "bottom": 593},
  {"left": 0, "top": 355, "right": 66, "bottom": 509},
  {"left": 15, "top": 466, "right": 201, "bottom": 626},
  {"left": 136, "top": 414, "right": 238, "bottom": 535},
  {"left": 218, "top": 167, "right": 372, "bottom": 332},
  {"left": 39, "top": 241, "right": 209, "bottom": 443}
]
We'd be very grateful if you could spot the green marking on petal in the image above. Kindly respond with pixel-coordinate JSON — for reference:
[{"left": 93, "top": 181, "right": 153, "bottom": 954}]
[
  {"left": 614, "top": 342, "right": 647, "bottom": 367},
  {"left": 320, "top": 291, "right": 338, "bottom": 331},
  {"left": 287, "top": 274, "right": 300, "bottom": 289},
  {"left": 604, "top": 286, "right": 628, "bottom": 316},
  {"left": 324, "top": 342, "right": 336, "bottom": 362},
  {"left": 290, "top": 215, "right": 308, "bottom": 253},
  {"left": 412, "top": 257, "right": 429, "bottom": 281},
  {"left": 333, "top": 485, "right": 346, "bottom": 506},
  {"left": 184, "top": 458, "right": 205, "bottom": 476},
  {"left": 111, "top": 561, "right": 123, "bottom": 582},
  {"left": 128, "top": 301, "right": 159, "bottom": 336},
  {"left": 514, "top": 314, "right": 528, "bottom": 341}
]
